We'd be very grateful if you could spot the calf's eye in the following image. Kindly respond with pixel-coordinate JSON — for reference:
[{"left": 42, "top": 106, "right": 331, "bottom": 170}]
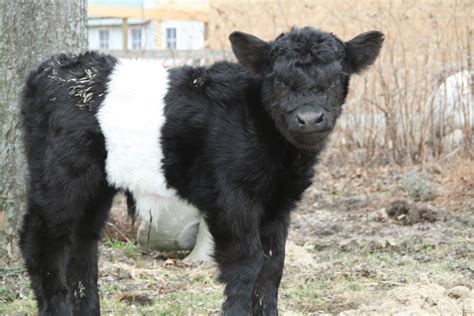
[
  {"left": 328, "top": 74, "right": 341, "bottom": 89},
  {"left": 274, "top": 77, "right": 285, "bottom": 87}
]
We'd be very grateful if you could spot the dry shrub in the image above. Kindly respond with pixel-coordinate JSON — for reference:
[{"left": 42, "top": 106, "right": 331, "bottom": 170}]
[
  {"left": 104, "top": 194, "right": 138, "bottom": 242},
  {"left": 208, "top": 0, "right": 473, "bottom": 165},
  {"left": 336, "top": 1, "right": 473, "bottom": 164},
  {"left": 435, "top": 156, "right": 474, "bottom": 211}
]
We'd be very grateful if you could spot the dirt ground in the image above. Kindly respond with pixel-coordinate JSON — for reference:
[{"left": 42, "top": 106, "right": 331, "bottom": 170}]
[{"left": 1, "top": 152, "right": 473, "bottom": 315}]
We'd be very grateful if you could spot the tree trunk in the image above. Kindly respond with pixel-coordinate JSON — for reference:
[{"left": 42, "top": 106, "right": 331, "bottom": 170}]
[{"left": 0, "top": 0, "right": 88, "bottom": 258}]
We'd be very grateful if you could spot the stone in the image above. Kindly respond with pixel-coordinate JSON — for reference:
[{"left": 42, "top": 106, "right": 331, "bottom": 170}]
[
  {"left": 137, "top": 204, "right": 200, "bottom": 252},
  {"left": 446, "top": 286, "right": 472, "bottom": 300}
]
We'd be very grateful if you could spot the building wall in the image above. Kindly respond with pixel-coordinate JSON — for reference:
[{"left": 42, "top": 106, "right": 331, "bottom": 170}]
[
  {"left": 88, "top": 0, "right": 208, "bottom": 51},
  {"left": 161, "top": 20, "right": 204, "bottom": 50},
  {"left": 88, "top": 19, "right": 204, "bottom": 51},
  {"left": 88, "top": 19, "right": 156, "bottom": 50}
]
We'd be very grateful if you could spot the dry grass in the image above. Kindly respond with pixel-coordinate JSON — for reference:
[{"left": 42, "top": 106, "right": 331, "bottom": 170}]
[{"left": 1, "top": 156, "right": 473, "bottom": 314}]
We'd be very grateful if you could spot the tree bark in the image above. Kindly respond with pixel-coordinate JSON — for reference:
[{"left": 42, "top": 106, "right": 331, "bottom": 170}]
[{"left": 0, "top": 0, "right": 88, "bottom": 258}]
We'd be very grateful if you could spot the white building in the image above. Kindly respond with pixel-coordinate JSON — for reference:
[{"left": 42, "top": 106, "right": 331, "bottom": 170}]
[
  {"left": 160, "top": 20, "right": 204, "bottom": 50},
  {"left": 88, "top": 18, "right": 205, "bottom": 51},
  {"left": 88, "top": 18, "right": 156, "bottom": 50},
  {"left": 88, "top": 0, "right": 206, "bottom": 51}
]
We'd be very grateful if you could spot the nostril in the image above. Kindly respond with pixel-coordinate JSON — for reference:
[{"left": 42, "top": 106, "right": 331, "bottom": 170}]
[
  {"left": 296, "top": 114, "right": 306, "bottom": 126},
  {"left": 315, "top": 112, "right": 324, "bottom": 124}
]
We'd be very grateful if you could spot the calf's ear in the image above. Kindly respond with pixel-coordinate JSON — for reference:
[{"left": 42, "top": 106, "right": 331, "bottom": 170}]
[
  {"left": 229, "top": 31, "right": 269, "bottom": 74},
  {"left": 345, "top": 31, "right": 384, "bottom": 74}
]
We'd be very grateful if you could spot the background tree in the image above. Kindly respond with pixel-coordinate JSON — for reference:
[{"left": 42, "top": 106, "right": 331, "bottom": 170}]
[{"left": 0, "top": 0, "right": 88, "bottom": 258}]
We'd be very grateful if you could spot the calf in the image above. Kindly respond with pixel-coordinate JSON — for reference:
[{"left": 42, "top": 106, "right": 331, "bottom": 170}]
[{"left": 19, "top": 27, "right": 383, "bottom": 315}]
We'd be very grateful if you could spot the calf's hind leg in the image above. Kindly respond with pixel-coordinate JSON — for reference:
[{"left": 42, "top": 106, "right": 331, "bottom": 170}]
[
  {"left": 67, "top": 186, "right": 116, "bottom": 315},
  {"left": 20, "top": 186, "right": 115, "bottom": 316},
  {"left": 20, "top": 201, "right": 75, "bottom": 315}
]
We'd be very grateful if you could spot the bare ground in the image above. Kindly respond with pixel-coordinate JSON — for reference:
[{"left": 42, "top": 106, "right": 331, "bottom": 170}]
[{"left": 1, "top": 153, "right": 473, "bottom": 315}]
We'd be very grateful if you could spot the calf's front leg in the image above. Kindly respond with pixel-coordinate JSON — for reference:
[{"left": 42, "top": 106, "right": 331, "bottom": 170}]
[
  {"left": 206, "top": 209, "right": 265, "bottom": 316},
  {"left": 252, "top": 214, "right": 289, "bottom": 315}
]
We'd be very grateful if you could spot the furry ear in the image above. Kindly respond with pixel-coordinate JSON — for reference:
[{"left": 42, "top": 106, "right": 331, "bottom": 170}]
[
  {"left": 345, "top": 31, "right": 384, "bottom": 73},
  {"left": 229, "top": 31, "right": 269, "bottom": 74}
]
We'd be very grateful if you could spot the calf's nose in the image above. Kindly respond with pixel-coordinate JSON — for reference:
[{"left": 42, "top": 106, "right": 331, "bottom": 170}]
[
  {"left": 296, "top": 111, "right": 324, "bottom": 127},
  {"left": 293, "top": 110, "right": 329, "bottom": 133}
]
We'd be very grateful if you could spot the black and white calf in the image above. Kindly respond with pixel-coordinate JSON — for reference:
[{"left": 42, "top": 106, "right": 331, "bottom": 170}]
[{"left": 19, "top": 27, "right": 383, "bottom": 315}]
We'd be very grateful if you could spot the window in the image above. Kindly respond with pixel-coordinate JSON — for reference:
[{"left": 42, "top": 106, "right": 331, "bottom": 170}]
[
  {"left": 99, "top": 30, "right": 109, "bottom": 49},
  {"left": 131, "top": 29, "right": 142, "bottom": 49},
  {"left": 166, "top": 28, "right": 177, "bottom": 49}
]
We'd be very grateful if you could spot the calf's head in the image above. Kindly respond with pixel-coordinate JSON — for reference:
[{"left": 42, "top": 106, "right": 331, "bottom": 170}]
[{"left": 229, "top": 27, "right": 384, "bottom": 151}]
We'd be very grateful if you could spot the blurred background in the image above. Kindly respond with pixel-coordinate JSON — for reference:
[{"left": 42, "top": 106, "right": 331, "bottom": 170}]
[
  {"left": 84, "top": 0, "right": 473, "bottom": 163},
  {"left": 0, "top": 0, "right": 472, "bottom": 314}
]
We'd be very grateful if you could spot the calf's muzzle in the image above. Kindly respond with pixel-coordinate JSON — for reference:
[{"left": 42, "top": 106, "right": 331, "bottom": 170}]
[{"left": 288, "top": 106, "right": 332, "bottom": 134}]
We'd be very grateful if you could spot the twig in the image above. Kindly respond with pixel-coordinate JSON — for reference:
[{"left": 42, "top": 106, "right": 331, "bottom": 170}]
[
  {"left": 378, "top": 280, "right": 406, "bottom": 286},
  {"left": 106, "top": 221, "right": 135, "bottom": 245}
]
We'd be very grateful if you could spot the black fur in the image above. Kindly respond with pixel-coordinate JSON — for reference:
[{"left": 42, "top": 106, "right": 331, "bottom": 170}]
[
  {"left": 19, "top": 27, "right": 383, "bottom": 315},
  {"left": 19, "top": 52, "right": 117, "bottom": 315}
]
